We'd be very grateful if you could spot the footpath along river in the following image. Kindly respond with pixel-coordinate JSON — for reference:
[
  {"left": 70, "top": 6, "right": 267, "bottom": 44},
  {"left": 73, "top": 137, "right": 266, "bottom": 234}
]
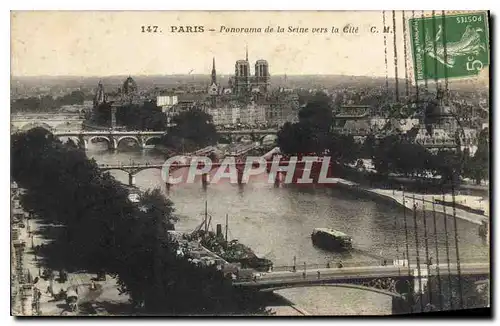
[{"left": 88, "top": 145, "right": 489, "bottom": 315}]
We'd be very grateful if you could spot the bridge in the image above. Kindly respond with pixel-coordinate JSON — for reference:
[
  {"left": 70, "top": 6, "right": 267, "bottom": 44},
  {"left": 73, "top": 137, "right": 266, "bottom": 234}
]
[
  {"left": 233, "top": 262, "right": 490, "bottom": 300},
  {"left": 52, "top": 129, "right": 278, "bottom": 150},
  {"left": 98, "top": 152, "right": 305, "bottom": 186},
  {"left": 11, "top": 113, "right": 85, "bottom": 133},
  {"left": 225, "top": 143, "right": 259, "bottom": 156},
  {"left": 217, "top": 129, "right": 278, "bottom": 143},
  {"left": 54, "top": 131, "right": 165, "bottom": 150},
  {"left": 98, "top": 160, "right": 271, "bottom": 187}
]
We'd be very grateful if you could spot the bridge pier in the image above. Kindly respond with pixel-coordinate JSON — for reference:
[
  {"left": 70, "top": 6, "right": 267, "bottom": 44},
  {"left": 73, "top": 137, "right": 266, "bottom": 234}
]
[
  {"left": 237, "top": 167, "right": 244, "bottom": 185},
  {"left": 274, "top": 172, "right": 283, "bottom": 188},
  {"left": 108, "top": 138, "right": 118, "bottom": 151},
  {"left": 78, "top": 138, "right": 88, "bottom": 150},
  {"left": 201, "top": 173, "right": 209, "bottom": 188},
  {"left": 128, "top": 174, "right": 136, "bottom": 186}
]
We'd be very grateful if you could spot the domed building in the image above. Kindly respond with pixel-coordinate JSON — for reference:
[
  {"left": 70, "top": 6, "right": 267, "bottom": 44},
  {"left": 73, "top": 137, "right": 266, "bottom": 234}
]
[
  {"left": 91, "top": 75, "right": 145, "bottom": 129},
  {"left": 122, "top": 76, "right": 138, "bottom": 96}
]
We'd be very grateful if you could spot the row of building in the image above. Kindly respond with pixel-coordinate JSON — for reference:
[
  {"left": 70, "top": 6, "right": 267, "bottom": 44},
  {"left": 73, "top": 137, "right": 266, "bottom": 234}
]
[
  {"left": 156, "top": 93, "right": 300, "bottom": 127},
  {"left": 331, "top": 102, "right": 482, "bottom": 155}
]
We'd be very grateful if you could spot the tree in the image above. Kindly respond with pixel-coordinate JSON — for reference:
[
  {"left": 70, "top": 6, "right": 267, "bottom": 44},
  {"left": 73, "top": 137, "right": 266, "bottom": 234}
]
[
  {"left": 432, "top": 150, "right": 462, "bottom": 184},
  {"left": 277, "top": 92, "right": 334, "bottom": 156},
  {"left": 372, "top": 134, "right": 400, "bottom": 176},
  {"left": 93, "top": 102, "right": 113, "bottom": 126},
  {"left": 160, "top": 108, "right": 218, "bottom": 153},
  {"left": 361, "top": 134, "right": 376, "bottom": 159},
  {"left": 115, "top": 101, "right": 168, "bottom": 131},
  {"left": 298, "top": 91, "right": 333, "bottom": 132},
  {"left": 328, "top": 133, "right": 360, "bottom": 165},
  {"left": 464, "top": 127, "right": 489, "bottom": 184}
]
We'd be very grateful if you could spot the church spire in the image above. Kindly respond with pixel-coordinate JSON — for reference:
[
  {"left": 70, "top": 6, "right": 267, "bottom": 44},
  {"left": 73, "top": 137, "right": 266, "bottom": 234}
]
[
  {"left": 245, "top": 45, "right": 248, "bottom": 61},
  {"left": 211, "top": 57, "right": 217, "bottom": 84}
]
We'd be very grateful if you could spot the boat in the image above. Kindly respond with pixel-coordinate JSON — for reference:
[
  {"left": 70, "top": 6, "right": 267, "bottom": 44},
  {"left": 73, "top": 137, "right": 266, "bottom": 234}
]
[
  {"left": 190, "top": 203, "right": 274, "bottom": 272},
  {"left": 311, "top": 228, "right": 353, "bottom": 251}
]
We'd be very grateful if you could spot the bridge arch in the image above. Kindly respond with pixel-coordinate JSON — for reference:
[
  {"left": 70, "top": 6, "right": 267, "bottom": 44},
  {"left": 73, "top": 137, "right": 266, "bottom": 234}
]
[
  {"left": 20, "top": 122, "right": 54, "bottom": 132},
  {"left": 235, "top": 135, "right": 251, "bottom": 143},
  {"left": 100, "top": 167, "right": 130, "bottom": 178},
  {"left": 144, "top": 136, "right": 162, "bottom": 146},
  {"left": 57, "top": 136, "right": 81, "bottom": 147},
  {"left": 260, "top": 282, "right": 407, "bottom": 299},
  {"left": 133, "top": 165, "right": 163, "bottom": 176},
  {"left": 218, "top": 134, "right": 233, "bottom": 144},
  {"left": 116, "top": 136, "right": 141, "bottom": 149},
  {"left": 260, "top": 134, "right": 278, "bottom": 145},
  {"left": 88, "top": 136, "right": 113, "bottom": 148}
]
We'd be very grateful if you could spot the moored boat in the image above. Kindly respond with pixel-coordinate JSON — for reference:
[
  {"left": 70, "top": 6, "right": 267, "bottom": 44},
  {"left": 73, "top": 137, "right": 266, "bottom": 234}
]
[{"left": 311, "top": 228, "right": 353, "bottom": 251}]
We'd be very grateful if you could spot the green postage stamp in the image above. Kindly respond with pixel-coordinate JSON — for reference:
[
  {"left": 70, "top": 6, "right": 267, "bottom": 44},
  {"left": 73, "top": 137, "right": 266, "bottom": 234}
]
[{"left": 409, "top": 11, "right": 489, "bottom": 82}]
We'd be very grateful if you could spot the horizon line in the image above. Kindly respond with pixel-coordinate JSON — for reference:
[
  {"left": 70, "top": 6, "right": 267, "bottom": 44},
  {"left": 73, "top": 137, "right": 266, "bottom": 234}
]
[{"left": 11, "top": 73, "right": 405, "bottom": 79}]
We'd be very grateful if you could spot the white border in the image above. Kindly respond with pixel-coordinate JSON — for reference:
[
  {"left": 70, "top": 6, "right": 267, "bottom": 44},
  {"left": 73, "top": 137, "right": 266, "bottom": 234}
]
[{"left": 2, "top": 1, "right": 497, "bottom": 326}]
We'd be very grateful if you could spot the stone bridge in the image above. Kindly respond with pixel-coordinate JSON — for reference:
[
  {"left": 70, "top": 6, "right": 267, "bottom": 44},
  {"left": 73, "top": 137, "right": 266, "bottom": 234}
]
[
  {"left": 11, "top": 113, "right": 85, "bottom": 133},
  {"left": 52, "top": 129, "right": 278, "bottom": 150},
  {"left": 217, "top": 129, "right": 278, "bottom": 143},
  {"left": 54, "top": 131, "right": 165, "bottom": 150}
]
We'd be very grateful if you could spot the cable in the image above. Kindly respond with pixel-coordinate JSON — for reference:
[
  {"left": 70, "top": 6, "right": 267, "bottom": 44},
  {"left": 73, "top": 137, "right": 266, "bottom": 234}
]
[
  {"left": 440, "top": 11, "right": 450, "bottom": 99},
  {"left": 393, "top": 202, "right": 401, "bottom": 276},
  {"left": 401, "top": 187, "right": 413, "bottom": 312},
  {"left": 422, "top": 11, "right": 429, "bottom": 93},
  {"left": 402, "top": 11, "right": 410, "bottom": 99},
  {"left": 412, "top": 195, "right": 424, "bottom": 312},
  {"left": 392, "top": 11, "right": 400, "bottom": 103},
  {"left": 421, "top": 196, "right": 432, "bottom": 309},
  {"left": 432, "top": 198, "right": 444, "bottom": 310},
  {"left": 441, "top": 191, "right": 454, "bottom": 309},
  {"left": 451, "top": 182, "right": 464, "bottom": 309},
  {"left": 382, "top": 11, "right": 390, "bottom": 112},
  {"left": 412, "top": 11, "right": 420, "bottom": 102}
]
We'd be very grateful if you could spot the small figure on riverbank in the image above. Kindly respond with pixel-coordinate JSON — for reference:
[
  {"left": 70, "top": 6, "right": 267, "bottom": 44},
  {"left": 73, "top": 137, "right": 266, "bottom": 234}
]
[{"left": 337, "top": 260, "right": 343, "bottom": 268}]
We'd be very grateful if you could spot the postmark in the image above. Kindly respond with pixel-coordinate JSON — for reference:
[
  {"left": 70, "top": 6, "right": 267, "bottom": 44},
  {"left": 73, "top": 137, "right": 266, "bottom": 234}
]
[{"left": 409, "top": 11, "right": 489, "bottom": 82}]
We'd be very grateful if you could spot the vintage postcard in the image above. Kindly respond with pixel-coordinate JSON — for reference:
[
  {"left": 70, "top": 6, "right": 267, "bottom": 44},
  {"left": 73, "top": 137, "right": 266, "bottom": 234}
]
[{"left": 10, "top": 10, "right": 490, "bottom": 316}]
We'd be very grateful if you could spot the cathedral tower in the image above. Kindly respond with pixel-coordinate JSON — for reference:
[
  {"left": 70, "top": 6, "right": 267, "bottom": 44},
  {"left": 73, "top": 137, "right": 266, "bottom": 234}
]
[{"left": 211, "top": 57, "right": 217, "bottom": 84}]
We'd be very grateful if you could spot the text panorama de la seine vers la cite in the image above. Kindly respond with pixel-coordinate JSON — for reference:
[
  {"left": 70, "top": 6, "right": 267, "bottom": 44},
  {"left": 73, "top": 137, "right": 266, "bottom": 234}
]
[{"left": 169, "top": 25, "right": 393, "bottom": 34}]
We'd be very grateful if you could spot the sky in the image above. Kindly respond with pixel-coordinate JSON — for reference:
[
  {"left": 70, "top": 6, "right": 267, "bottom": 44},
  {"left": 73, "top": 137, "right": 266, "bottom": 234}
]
[{"left": 10, "top": 10, "right": 462, "bottom": 78}]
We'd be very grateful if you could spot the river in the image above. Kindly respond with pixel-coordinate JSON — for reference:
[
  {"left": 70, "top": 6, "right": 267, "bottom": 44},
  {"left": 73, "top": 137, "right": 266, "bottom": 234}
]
[{"left": 87, "top": 143, "right": 489, "bottom": 315}]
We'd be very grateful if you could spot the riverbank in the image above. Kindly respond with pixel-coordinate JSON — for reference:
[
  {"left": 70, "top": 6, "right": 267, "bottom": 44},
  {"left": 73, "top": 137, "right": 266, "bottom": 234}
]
[
  {"left": 11, "top": 185, "right": 130, "bottom": 316},
  {"left": 332, "top": 178, "right": 489, "bottom": 226}
]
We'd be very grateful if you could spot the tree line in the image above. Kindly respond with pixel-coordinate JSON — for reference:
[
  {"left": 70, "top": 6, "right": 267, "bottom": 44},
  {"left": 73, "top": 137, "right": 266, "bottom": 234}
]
[
  {"left": 11, "top": 128, "right": 268, "bottom": 314},
  {"left": 93, "top": 101, "right": 169, "bottom": 131},
  {"left": 11, "top": 91, "right": 87, "bottom": 113}
]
